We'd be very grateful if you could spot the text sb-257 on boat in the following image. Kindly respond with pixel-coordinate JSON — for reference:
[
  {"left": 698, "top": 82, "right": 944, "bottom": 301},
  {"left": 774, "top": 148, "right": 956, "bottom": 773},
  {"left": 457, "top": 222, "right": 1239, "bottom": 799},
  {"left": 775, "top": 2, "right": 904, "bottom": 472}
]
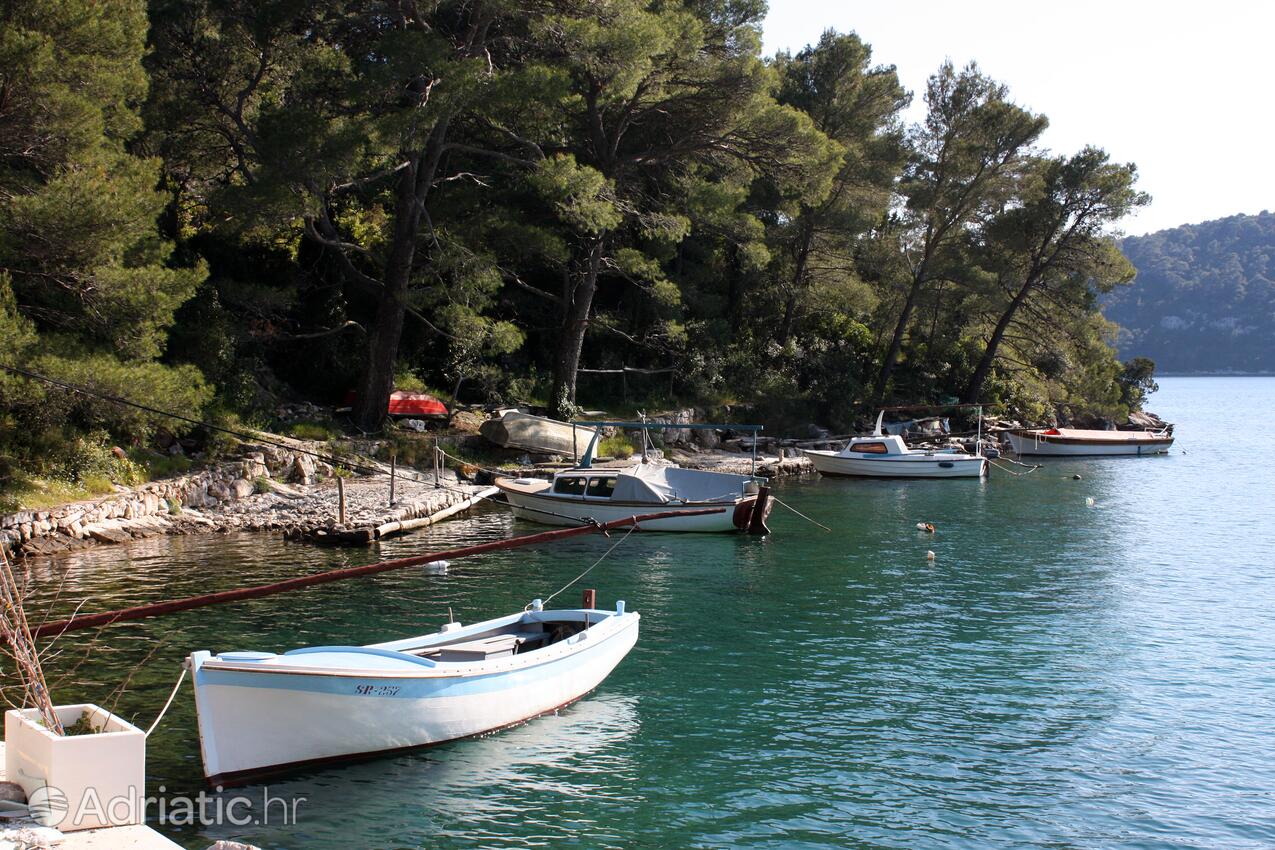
[
  {"left": 801, "top": 412, "right": 989, "bottom": 478},
  {"left": 187, "top": 596, "right": 638, "bottom": 785},
  {"left": 494, "top": 420, "right": 773, "bottom": 533}
]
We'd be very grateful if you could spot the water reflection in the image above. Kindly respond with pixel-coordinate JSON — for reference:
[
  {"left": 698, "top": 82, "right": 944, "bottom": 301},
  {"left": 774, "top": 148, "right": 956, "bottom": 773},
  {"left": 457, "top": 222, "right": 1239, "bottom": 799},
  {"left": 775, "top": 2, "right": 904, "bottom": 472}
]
[{"left": 197, "top": 694, "right": 641, "bottom": 850}]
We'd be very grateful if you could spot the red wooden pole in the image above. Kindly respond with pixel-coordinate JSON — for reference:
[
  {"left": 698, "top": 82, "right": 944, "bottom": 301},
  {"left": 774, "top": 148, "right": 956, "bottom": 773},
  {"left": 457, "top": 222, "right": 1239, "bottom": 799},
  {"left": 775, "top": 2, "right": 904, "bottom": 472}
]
[{"left": 31, "top": 508, "right": 724, "bottom": 638}]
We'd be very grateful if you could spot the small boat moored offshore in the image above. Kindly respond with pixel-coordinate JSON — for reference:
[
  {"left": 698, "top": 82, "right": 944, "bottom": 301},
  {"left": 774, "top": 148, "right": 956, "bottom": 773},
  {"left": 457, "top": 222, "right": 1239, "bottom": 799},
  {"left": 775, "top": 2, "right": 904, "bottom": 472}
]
[
  {"left": 187, "top": 599, "right": 638, "bottom": 785},
  {"left": 801, "top": 412, "right": 988, "bottom": 479},
  {"left": 1003, "top": 427, "right": 1174, "bottom": 456}
]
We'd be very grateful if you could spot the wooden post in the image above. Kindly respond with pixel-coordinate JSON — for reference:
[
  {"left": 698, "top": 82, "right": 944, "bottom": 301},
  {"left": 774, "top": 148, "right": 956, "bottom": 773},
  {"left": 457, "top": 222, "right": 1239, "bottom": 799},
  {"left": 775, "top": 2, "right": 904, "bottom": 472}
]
[
  {"left": 337, "top": 476, "right": 346, "bottom": 526},
  {"left": 582, "top": 588, "right": 596, "bottom": 609},
  {"left": 389, "top": 450, "right": 397, "bottom": 507},
  {"left": 433, "top": 441, "right": 440, "bottom": 488}
]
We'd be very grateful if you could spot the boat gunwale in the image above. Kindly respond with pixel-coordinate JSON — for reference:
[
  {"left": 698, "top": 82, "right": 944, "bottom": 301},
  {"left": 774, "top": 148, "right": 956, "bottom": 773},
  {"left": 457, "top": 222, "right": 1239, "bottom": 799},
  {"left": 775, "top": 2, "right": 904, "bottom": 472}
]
[
  {"left": 195, "top": 611, "right": 639, "bottom": 680},
  {"left": 494, "top": 478, "right": 749, "bottom": 508},
  {"left": 1005, "top": 429, "right": 1174, "bottom": 447}
]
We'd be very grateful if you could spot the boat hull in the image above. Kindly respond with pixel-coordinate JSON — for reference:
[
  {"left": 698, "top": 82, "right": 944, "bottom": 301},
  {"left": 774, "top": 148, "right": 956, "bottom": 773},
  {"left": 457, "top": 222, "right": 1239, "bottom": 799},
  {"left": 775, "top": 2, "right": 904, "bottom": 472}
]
[
  {"left": 499, "top": 486, "right": 759, "bottom": 532},
  {"left": 802, "top": 450, "right": 988, "bottom": 479},
  {"left": 190, "top": 614, "right": 639, "bottom": 785},
  {"left": 1003, "top": 431, "right": 1174, "bottom": 456}
]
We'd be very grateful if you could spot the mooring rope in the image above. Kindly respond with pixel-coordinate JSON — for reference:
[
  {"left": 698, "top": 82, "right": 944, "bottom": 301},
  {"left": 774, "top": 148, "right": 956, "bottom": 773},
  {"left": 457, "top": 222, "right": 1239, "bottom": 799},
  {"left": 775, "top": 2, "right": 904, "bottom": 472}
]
[
  {"left": 146, "top": 665, "right": 187, "bottom": 737},
  {"left": 770, "top": 496, "right": 832, "bottom": 532},
  {"left": 988, "top": 458, "right": 1041, "bottom": 476},
  {"left": 31, "top": 506, "right": 724, "bottom": 638},
  {"left": 542, "top": 524, "right": 640, "bottom": 607}
]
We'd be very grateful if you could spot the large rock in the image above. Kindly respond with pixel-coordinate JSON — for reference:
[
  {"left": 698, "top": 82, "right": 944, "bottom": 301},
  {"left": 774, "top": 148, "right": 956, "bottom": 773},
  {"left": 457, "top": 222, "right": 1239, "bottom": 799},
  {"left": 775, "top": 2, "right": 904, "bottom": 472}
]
[
  {"left": 480, "top": 411, "right": 598, "bottom": 457},
  {"left": 693, "top": 427, "right": 721, "bottom": 450},
  {"left": 230, "top": 479, "right": 255, "bottom": 500},
  {"left": 290, "top": 453, "right": 317, "bottom": 485}
]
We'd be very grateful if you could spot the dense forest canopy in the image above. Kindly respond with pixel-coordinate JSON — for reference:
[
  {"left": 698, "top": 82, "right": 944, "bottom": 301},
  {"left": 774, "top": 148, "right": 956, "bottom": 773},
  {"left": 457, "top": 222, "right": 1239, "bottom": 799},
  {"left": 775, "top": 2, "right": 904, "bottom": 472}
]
[
  {"left": 1, "top": 0, "right": 1161, "bottom": 498},
  {"left": 1111, "top": 212, "right": 1275, "bottom": 373}
]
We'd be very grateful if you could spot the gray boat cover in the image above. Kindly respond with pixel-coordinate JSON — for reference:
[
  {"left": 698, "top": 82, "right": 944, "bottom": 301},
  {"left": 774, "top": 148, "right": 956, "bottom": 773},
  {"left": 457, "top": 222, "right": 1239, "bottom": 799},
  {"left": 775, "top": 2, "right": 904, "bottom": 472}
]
[{"left": 610, "top": 463, "right": 750, "bottom": 504}]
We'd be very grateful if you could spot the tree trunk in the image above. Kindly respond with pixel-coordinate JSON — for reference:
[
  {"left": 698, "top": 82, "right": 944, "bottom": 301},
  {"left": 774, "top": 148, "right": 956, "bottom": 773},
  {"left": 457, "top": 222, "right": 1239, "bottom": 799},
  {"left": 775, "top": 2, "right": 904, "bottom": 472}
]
[
  {"left": 550, "top": 238, "right": 604, "bottom": 419},
  {"left": 874, "top": 275, "right": 922, "bottom": 398},
  {"left": 961, "top": 279, "right": 1034, "bottom": 404},
  {"left": 352, "top": 119, "right": 451, "bottom": 431},
  {"left": 353, "top": 165, "right": 421, "bottom": 431}
]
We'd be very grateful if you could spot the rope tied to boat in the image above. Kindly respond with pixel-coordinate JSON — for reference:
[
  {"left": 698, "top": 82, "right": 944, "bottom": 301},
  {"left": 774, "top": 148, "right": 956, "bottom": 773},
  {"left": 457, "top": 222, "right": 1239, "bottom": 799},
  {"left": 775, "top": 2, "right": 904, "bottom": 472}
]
[
  {"left": 146, "top": 664, "right": 187, "bottom": 737},
  {"left": 769, "top": 496, "right": 832, "bottom": 532},
  {"left": 988, "top": 457, "right": 1042, "bottom": 476},
  {"left": 541, "top": 523, "right": 640, "bottom": 607}
]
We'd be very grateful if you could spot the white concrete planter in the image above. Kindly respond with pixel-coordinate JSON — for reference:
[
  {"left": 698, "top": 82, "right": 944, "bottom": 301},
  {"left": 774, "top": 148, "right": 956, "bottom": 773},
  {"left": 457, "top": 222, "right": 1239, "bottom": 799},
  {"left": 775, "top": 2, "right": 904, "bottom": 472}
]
[{"left": 4, "top": 704, "right": 145, "bottom": 831}]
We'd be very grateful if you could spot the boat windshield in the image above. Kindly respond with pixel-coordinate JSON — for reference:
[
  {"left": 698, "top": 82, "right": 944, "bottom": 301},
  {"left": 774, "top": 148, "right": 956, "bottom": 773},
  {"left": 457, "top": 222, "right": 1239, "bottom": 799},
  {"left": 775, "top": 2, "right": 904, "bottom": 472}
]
[
  {"left": 586, "top": 476, "right": 617, "bottom": 497},
  {"left": 851, "top": 441, "right": 889, "bottom": 454},
  {"left": 553, "top": 476, "right": 588, "bottom": 495}
]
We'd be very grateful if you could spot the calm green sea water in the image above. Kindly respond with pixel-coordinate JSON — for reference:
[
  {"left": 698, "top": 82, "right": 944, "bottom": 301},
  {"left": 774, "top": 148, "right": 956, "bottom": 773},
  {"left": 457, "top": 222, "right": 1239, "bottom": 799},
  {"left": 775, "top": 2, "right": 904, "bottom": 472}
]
[{"left": 22, "top": 377, "right": 1275, "bottom": 849}]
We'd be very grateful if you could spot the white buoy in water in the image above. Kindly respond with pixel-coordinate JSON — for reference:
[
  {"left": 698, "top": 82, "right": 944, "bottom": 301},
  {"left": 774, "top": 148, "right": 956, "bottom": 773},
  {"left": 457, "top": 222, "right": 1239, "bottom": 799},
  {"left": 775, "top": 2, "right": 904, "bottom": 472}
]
[
  {"left": 926, "top": 550, "right": 936, "bottom": 561},
  {"left": 424, "top": 560, "right": 450, "bottom": 575},
  {"left": 1085, "top": 497, "right": 1095, "bottom": 507},
  {"left": 916, "top": 522, "right": 936, "bottom": 533}
]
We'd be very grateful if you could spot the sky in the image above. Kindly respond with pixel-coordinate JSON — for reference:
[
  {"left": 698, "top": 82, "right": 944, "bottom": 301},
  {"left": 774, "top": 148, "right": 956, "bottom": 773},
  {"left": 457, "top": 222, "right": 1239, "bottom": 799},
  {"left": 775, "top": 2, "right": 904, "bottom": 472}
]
[{"left": 762, "top": 0, "right": 1273, "bottom": 236}]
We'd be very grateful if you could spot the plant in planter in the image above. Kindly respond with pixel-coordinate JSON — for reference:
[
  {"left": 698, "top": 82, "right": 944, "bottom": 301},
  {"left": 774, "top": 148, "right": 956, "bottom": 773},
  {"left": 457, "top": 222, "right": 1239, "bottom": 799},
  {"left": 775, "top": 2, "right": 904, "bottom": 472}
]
[{"left": 1, "top": 548, "right": 145, "bottom": 832}]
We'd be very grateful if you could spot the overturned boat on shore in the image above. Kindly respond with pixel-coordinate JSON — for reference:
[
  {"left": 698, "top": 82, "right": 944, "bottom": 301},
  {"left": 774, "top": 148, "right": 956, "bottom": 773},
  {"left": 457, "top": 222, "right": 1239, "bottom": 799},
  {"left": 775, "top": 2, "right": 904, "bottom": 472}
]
[{"left": 188, "top": 599, "right": 639, "bottom": 785}]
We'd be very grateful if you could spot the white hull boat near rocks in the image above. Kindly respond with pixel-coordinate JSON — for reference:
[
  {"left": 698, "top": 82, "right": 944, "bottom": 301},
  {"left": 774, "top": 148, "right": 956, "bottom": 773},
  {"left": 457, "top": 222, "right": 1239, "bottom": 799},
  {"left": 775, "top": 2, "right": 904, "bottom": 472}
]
[
  {"left": 1003, "top": 428, "right": 1174, "bottom": 456},
  {"left": 802, "top": 412, "right": 988, "bottom": 479},
  {"left": 188, "top": 600, "right": 639, "bottom": 785}
]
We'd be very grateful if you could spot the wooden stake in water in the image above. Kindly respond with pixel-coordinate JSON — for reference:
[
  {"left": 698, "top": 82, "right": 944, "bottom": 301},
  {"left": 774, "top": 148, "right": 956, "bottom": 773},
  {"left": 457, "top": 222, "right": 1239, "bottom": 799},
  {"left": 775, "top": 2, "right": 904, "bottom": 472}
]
[
  {"left": 389, "top": 450, "right": 397, "bottom": 507},
  {"left": 337, "top": 476, "right": 346, "bottom": 526}
]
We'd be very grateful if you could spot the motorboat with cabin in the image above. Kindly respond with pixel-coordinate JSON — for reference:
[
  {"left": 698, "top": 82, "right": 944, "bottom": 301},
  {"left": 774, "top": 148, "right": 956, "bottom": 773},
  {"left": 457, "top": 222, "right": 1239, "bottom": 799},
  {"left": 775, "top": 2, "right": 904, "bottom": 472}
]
[
  {"left": 187, "top": 598, "right": 638, "bottom": 785},
  {"left": 1002, "top": 427, "right": 1173, "bottom": 456},
  {"left": 801, "top": 412, "right": 989, "bottom": 478},
  {"left": 494, "top": 421, "right": 773, "bottom": 533}
]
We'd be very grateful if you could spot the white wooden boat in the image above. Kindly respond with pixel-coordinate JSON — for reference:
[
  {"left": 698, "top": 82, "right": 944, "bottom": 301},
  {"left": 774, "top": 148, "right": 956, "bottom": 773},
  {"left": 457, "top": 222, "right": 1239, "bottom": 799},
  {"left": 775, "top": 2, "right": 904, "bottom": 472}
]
[
  {"left": 187, "top": 600, "right": 638, "bottom": 785},
  {"left": 1003, "top": 427, "right": 1173, "bottom": 456},
  {"left": 801, "top": 413, "right": 987, "bottom": 478},
  {"left": 495, "top": 464, "right": 769, "bottom": 531}
]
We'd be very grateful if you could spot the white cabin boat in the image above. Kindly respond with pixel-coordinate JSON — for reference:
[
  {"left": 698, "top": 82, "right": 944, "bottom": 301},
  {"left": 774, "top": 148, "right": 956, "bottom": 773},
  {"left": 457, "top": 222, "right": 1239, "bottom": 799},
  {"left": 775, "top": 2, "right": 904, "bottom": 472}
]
[
  {"left": 801, "top": 412, "right": 987, "bottom": 478},
  {"left": 496, "top": 463, "right": 769, "bottom": 532},
  {"left": 187, "top": 600, "right": 638, "bottom": 785},
  {"left": 494, "top": 423, "right": 772, "bottom": 533},
  {"left": 1003, "top": 427, "right": 1173, "bottom": 456}
]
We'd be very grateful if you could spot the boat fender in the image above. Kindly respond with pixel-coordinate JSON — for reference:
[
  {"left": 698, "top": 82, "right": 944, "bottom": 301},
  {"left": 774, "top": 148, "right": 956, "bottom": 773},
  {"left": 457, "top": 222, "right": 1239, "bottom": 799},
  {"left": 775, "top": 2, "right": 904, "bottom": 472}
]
[
  {"left": 925, "top": 550, "right": 936, "bottom": 561},
  {"left": 424, "top": 560, "right": 449, "bottom": 575},
  {"left": 1072, "top": 474, "right": 1082, "bottom": 480},
  {"left": 1085, "top": 497, "right": 1096, "bottom": 507},
  {"left": 916, "top": 522, "right": 935, "bottom": 533}
]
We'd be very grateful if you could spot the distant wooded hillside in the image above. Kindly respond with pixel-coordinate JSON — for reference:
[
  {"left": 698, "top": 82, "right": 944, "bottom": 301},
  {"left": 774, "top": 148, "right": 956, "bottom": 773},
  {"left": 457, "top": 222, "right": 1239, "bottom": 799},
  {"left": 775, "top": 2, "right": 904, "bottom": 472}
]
[{"left": 1112, "top": 212, "right": 1275, "bottom": 373}]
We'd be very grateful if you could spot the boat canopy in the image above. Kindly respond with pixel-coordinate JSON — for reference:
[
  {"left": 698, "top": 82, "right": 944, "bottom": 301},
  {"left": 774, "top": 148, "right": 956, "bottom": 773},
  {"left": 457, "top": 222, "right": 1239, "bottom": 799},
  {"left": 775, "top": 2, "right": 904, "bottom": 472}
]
[{"left": 610, "top": 463, "right": 752, "bottom": 503}]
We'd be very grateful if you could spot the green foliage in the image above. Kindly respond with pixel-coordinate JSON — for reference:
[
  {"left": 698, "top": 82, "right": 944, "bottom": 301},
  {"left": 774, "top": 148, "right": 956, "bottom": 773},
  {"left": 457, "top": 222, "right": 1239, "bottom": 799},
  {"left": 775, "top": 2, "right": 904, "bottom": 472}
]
[
  {"left": 598, "top": 435, "right": 636, "bottom": 459},
  {"left": 1118, "top": 357, "right": 1160, "bottom": 410},
  {"left": 0, "top": 0, "right": 1162, "bottom": 497},
  {"left": 1111, "top": 212, "right": 1275, "bottom": 373},
  {"left": 287, "top": 421, "right": 342, "bottom": 441}
]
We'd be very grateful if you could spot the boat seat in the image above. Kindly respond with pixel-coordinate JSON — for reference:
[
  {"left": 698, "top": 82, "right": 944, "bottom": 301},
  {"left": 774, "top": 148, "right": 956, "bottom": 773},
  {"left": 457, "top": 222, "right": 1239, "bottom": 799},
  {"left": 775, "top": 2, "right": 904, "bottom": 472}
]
[{"left": 436, "top": 631, "right": 547, "bottom": 662}]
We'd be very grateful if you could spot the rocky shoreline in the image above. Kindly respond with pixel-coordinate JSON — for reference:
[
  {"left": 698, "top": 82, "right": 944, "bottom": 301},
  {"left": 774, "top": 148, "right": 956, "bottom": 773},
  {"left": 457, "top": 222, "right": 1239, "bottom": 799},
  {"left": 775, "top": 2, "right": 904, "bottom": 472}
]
[{"left": 0, "top": 435, "right": 809, "bottom": 558}]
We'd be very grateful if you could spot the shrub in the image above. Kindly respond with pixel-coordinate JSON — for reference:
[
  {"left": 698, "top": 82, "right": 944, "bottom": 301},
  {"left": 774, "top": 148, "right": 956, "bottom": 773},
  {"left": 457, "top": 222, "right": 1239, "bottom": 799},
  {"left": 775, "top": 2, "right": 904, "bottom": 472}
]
[
  {"left": 287, "top": 420, "right": 340, "bottom": 441},
  {"left": 598, "top": 434, "right": 635, "bottom": 459}
]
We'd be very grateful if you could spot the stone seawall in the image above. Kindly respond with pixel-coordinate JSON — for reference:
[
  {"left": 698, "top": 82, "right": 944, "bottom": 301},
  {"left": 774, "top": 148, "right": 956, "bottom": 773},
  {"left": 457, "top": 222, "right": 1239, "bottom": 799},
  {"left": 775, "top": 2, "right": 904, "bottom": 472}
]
[{"left": 0, "top": 443, "right": 333, "bottom": 557}]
